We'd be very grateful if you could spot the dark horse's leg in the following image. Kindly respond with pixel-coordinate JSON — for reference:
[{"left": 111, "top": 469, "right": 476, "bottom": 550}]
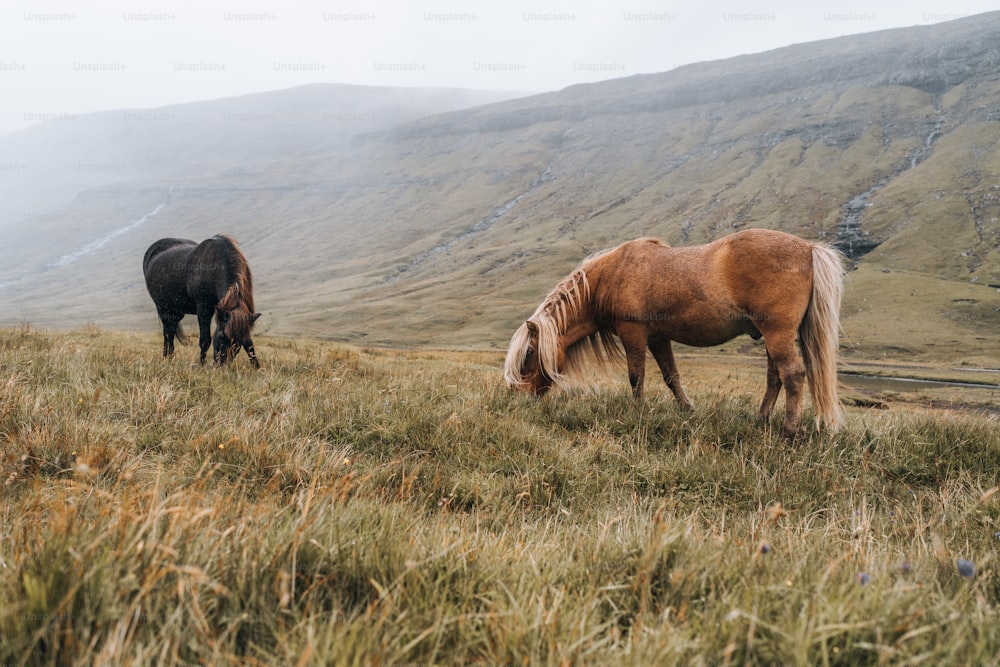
[
  {"left": 616, "top": 321, "right": 649, "bottom": 399},
  {"left": 196, "top": 303, "right": 214, "bottom": 365},
  {"left": 756, "top": 350, "right": 783, "bottom": 424},
  {"left": 648, "top": 337, "right": 694, "bottom": 410},
  {"left": 243, "top": 339, "right": 260, "bottom": 369},
  {"left": 157, "top": 309, "right": 182, "bottom": 358}
]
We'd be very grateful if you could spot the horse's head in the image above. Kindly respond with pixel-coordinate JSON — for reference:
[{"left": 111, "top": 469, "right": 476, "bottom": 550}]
[
  {"left": 504, "top": 319, "right": 562, "bottom": 395},
  {"left": 213, "top": 307, "right": 261, "bottom": 367}
]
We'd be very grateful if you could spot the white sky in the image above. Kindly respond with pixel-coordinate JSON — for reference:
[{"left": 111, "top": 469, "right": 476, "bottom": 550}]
[{"left": 1, "top": 1, "right": 997, "bottom": 136}]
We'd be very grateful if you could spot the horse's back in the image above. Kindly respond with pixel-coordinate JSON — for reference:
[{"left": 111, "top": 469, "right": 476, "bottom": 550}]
[
  {"left": 143, "top": 238, "right": 199, "bottom": 311},
  {"left": 596, "top": 229, "right": 819, "bottom": 345},
  {"left": 609, "top": 229, "right": 815, "bottom": 286},
  {"left": 708, "top": 229, "right": 817, "bottom": 332},
  {"left": 715, "top": 228, "right": 812, "bottom": 257},
  {"left": 143, "top": 238, "right": 197, "bottom": 274},
  {"left": 711, "top": 229, "right": 814, "bottom": 275},
  {"left": 615, "top": 229, "right": 810, "bottom": 258}
]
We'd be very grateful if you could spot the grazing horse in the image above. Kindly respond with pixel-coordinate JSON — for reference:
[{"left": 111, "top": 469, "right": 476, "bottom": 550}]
[
  {"left": 504, "top": 229, "right": 844, "bottom": 439},
  {"left": 143, "top": 235, "right": 261, "bottom": 368}
]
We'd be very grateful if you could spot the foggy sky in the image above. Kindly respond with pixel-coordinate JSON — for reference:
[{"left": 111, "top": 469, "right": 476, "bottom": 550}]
[{"left": 1, "top": 0, "right": 997, "bottom": 136}]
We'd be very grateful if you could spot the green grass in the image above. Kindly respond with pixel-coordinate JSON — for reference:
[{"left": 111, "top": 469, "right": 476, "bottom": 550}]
[{"left": 1, "top": 327, "right": 999, "bottom": 665}]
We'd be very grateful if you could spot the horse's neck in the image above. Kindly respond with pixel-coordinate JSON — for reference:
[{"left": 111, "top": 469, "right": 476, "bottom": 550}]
[
  {"left": 559, "top": 316, "right": 599, "bottom": 349},
  {"left": 546, "top": 294, "right": 599, "bottom": 349}
]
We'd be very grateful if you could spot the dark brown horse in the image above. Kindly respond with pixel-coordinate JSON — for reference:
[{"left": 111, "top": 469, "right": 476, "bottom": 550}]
[
  {"left": 143, "top": 235, "right": 261, "bottom": 368},
  {"left": 504, "top": 229, "right": 844, "bottom": 439}
]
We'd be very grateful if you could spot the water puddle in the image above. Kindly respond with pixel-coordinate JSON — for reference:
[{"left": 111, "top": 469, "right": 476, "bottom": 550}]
[{"left": 839, "top": 372, "right": 998, "bottom": 393}]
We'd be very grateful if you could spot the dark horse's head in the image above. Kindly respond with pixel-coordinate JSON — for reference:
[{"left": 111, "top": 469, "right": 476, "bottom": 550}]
[{"left": 213, "top": 306, "right": 261, "bottom": 367}]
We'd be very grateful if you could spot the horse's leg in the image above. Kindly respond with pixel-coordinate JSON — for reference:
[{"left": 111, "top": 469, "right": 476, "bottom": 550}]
[
  {"left": 762, "top": 331, "right": 806, "bottom": 440},
  {"left": 196, "top": 304, "right": 214, "bottom": 365},
  {"left": 161, "top": 319, "right": 173, "bottom": 357},
  {"left": 617, "top": 322, "right": 648, "bottom": 399},
  {"left": 756, "top": 350, "right": 783, "bottom": 424},
  {"left": 648, "top": 337, "right": 694, "bottom": 410},
  {"left": 158, "top": 310, "right": 179, "bottom": 357},
  {"left": 243, "top": 339, "right": 260, "bottom": 369}
]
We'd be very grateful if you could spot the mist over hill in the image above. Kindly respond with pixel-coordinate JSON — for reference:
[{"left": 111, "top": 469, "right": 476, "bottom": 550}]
[
  {"left": 0, "top": 84, "right": 520, "bottom": 267},
  {"left": 1, "top": 14, "right": 998, "bottom": 362}
]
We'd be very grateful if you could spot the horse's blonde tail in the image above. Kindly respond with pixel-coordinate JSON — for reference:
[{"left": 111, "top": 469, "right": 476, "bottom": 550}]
[{"left": 800, "top": 244, "right": 845, "bottom": 431}]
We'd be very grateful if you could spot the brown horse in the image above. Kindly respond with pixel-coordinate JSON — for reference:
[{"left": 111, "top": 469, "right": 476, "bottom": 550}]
[
  {"left": 143, "top": 235, "right": 261, "bottom": 368},
  {"left": 504, "top": 229, "right": 844, "bottom": 439}
]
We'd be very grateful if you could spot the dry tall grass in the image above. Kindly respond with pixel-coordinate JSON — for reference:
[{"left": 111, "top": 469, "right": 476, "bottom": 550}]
[{"left": 1, "top": 327, "right": 998, "bottom": 665}]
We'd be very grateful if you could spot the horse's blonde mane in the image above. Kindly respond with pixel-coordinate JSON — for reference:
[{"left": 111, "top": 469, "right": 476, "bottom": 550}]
[{"left": 504, "top": 252, "right": 624, "bottom": 389}]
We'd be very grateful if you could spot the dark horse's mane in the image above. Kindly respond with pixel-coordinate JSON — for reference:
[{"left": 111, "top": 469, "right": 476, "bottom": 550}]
[
  {"left": 215, "top": 235, "right": 254, "bottom": 310},
  {"left": 213, "top": 235, "right": 255, "bottom": 337}
]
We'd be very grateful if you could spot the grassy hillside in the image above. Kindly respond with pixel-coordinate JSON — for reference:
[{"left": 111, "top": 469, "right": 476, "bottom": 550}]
[
  {"left": 1, "top": 15, "right": 999, "bottom": 360},
  {"left": 1, "top": 327, "right": 999, "bottom": 665}
]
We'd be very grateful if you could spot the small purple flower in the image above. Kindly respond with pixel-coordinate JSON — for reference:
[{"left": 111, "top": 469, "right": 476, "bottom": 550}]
[
  {"left": 758, "top": 542, "right": 770, "bottom": 554},
  {"left": 900, "top": 560, "right": 911, "bottom": 573},
  {"left": 956, "top": 559, "right": 976, "bottom": 578},
  {"left": 857, "top": 572, "right": 871, "bottom": 585}
]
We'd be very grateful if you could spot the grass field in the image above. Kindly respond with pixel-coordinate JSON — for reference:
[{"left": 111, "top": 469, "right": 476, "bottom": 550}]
[{"left": 1, "top": 327, "right": 999, "bottom": 665}]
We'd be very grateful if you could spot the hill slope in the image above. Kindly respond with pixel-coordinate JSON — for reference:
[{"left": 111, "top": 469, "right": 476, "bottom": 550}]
[{"left": 1, "top": 15, "right": 999, "bottom": 361}]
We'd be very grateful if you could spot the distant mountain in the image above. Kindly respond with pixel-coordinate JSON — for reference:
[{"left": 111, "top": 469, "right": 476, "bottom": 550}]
[{"left": 1, "top": 15, "right": 998, "bottom": 363}]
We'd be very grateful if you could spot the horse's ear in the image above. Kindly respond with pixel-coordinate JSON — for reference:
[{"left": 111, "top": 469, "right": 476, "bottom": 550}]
[
  {"left": 525, "top": 320, "right": 539, "bottom": 335},
  {"left": 251, "top": 312, "right": 261, "bottom": 323}
]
